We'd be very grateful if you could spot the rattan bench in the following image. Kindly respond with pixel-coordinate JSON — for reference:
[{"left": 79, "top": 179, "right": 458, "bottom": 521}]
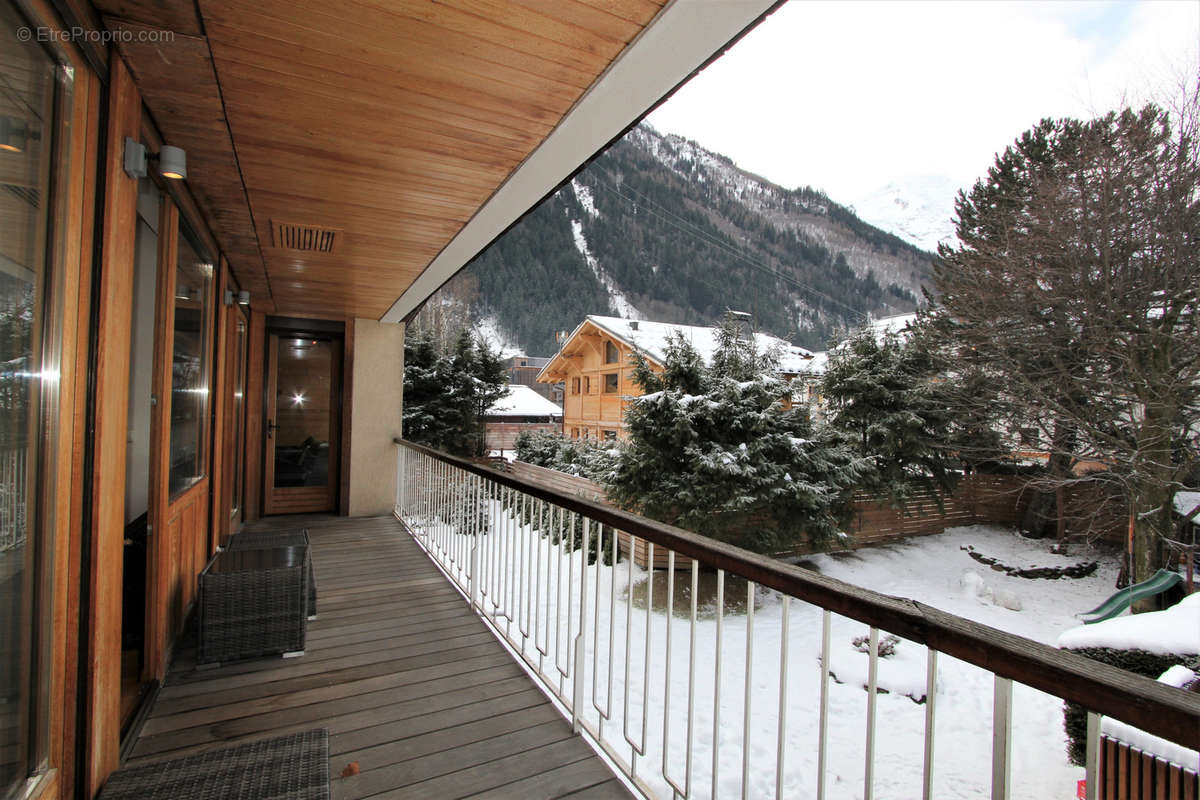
[
  {"left": 198, "top": 545, "right": 309, "bottom": 664},
  {"left": 228, "top": 528, "right": 317, "bottom": 617}
]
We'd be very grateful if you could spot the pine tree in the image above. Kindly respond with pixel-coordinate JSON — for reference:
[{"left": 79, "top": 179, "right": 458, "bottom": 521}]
[
  {"left": 820, "top": 325, "right": 958, "bottom": 506},
  {"left": 606, "top": 319, "right": 871, "bottom": 554},
  {"left": 402, "top": 328, "right": 507, "bottom": 457}
]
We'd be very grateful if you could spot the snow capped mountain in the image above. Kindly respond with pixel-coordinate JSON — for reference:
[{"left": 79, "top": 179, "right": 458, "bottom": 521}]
[
  {"left": 464, "top": 123, "right": 937, "bottom": 355},
  {"left": 853, "top": 175, "right": 962, "bottom": 253}
]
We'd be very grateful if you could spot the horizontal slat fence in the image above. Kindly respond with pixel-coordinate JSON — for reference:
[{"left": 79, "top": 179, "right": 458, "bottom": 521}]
[{"left": 502, "top": 461, "right": 1034, "bottom": 567}]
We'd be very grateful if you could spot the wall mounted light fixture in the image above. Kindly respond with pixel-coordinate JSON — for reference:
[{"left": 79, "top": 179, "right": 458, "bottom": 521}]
[
  {"left": 237, "top": 291, "right": 250, "bottom": 305},
  {"left": 158, "top": 145, "right": 187, "bottom": 180},
  {"left": 123, "top": 137, "right": 188, "bottom": 180}
]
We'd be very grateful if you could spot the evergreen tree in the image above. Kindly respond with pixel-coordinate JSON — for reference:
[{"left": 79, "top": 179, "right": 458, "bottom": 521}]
[
  {"left": 402, "top": 328, "right": 507, "bottom": 457},
  {"left": 606, "top": 319, "right": 871, "bottom": 554},
  {"left": 820, "top": 325, "right": 958, "bottom": 506}
]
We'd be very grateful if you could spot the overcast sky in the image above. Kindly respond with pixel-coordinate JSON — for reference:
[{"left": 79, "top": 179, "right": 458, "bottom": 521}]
[{"left": 646, "top": 0, "right": 1200, "bottom": 204}]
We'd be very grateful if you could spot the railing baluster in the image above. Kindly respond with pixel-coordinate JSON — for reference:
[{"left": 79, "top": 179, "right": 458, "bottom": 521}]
[
  {"left": 923, "top": 649, "right": 938, "bottom": 800},
  {"left": 865, "top": 626, "right": 879, "bottom": 800},
  {"left": 662, "top": 551, "right": 694, "bottom": 798},
  {"left": 663, "top": 550, "right": 675, "bottom": 789},
  {"left": 992, "top": 676, "right": 1012, "bottom": 800},
  {"left": 1084, "top": 711, "right": 1100, "bottom": 800},
  {"left": 712, "top": 569, "right": 725, "bottom": 800},
  {"left": 776, "top": 595, "right": 790, "bottom": 800},
  {"left": 742, "top": 580, "right": 755, "bottom": 800},
  {"left": 623, "top": 536, "right": 647, "bottom": 769},
  {"left": 817, "top": 609, "right": 831, "bottom": 800},
  {"left": 573, "top": 517, "right": 590, "bottom": 732}
]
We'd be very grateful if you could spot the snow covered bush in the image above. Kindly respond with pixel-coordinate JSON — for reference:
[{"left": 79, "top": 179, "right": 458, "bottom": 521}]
[
  {"left": 852, "top": 633, "right": 900, "bottom": 657},
  {"left": 606, "top": 318, "right": 871, "bottom": 554},
  {"left": 512, "top": 430, "right": 616, "bottom": 482},
  {"left": 1057, "top": 594, "right": 1200, "bottom": 765}
]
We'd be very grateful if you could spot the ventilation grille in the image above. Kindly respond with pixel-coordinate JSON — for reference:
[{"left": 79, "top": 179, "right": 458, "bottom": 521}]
[{"left": 272, "top": 220, "right": 341, "bottom": 253}]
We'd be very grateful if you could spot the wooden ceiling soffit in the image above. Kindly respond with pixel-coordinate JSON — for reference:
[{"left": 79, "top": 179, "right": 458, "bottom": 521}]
[
  {"left": 103, "top": 15, "right": 275, "bottom": 312},
  {"left": 382, "top": 0, "right": 779, "bottom": 324}
]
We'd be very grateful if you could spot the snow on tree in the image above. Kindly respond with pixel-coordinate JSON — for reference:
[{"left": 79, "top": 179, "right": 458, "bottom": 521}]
[
  {"left": 606, "top": 316, "right": 871, "bottom": 554},
  {"left": 402, "top": 328, "right": 507, "bottom": 457},
  {"left": 930, "top": 96, "right": 1200, "bottom": 607},
  {"left": 819, "top": 324, "right": 960, "bottom": 506}
]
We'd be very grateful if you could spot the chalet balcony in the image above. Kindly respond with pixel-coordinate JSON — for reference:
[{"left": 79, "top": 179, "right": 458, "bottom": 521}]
[
  {"left": 115, "top": 441, "right": 1199, "bottom": 800},
  {"left": 122, "top": 512, "right": 634, "bottom": 799}
]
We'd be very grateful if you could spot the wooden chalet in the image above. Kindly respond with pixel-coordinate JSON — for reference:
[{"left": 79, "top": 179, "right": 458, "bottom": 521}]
[{"left": 535, "top": 315, "right": 812, "bottom": 440}]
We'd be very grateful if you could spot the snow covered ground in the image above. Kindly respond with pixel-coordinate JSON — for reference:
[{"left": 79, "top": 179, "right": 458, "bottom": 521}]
[{"left": 414, "top": 507, "right": 1141, "bottom": 800}]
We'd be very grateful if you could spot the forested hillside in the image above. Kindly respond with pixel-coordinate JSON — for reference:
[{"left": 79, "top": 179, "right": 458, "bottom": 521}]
[{"left": 460, "top": 124, "right": 934, "bottom": 355}]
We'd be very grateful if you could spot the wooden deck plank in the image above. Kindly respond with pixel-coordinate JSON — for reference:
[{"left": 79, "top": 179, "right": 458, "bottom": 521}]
[{"left": 121, "top": 514, "right": 631, "bottom": 800}]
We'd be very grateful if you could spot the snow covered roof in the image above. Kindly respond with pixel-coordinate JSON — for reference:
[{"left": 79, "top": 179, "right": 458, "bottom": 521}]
[
  {"left": 486, "top": 385, "right": 563, "bottom": 418},
  {"left": 582, "top": 315, "right": 814, "bottom": 374},
  {"left": 1173, "top": 491, "right": 1200, "bottom": 519}
]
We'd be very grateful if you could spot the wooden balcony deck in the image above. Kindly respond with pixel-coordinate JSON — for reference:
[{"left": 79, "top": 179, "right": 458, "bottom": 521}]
[{"left": 123, "top": 514, "right": 634, "bottom": 800}]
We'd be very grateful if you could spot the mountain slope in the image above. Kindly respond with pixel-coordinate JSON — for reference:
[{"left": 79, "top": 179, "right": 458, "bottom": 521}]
[
  {"left": 462, "top": 124, "right": 935, "bottom": 355},
  {"left": 854, "top": 175, "right": 961, "bottom": 253}
]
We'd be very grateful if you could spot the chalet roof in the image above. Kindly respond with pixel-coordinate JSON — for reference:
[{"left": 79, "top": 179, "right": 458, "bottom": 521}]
[
  {"left": 581, "top": 315, "right": 814, "bottom": 374},
  {"left": 1173, "top": 491, "right": 1200, "bottom": 519},
  {"left": 787, "top": 314, "right": 917, "bottom": 379},
  {"left": 486, "top": 385, "right": 563, "bottom": 418}
]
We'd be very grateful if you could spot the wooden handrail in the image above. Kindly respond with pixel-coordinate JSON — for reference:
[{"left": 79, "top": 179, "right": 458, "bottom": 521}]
[{"left": 394, "top": 437, "right": 1200, "bottom": 748}]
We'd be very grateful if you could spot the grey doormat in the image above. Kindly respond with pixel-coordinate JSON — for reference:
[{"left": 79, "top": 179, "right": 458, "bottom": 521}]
[{"left": 100, "top": 729, "right": 329, "bottom": 800}]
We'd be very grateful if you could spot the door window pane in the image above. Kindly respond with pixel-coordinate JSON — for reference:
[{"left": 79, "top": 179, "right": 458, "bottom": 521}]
[
  {"left": 0, "top": 2, "right": 65, "bottom": 791},
  {"left": 168, "top": 230, "right": 212, "bottom": 496},
  {"left": 273, "top": 338, "right": 332, "bottom": 488}
]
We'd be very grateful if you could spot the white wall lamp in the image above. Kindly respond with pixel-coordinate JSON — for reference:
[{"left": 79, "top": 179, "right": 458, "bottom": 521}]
[
  {"left": 224, "top": 289, "right": 251, "bottom": 306},
  {"left": 124, "top": 137, "right": 188, "bottom": 180}
]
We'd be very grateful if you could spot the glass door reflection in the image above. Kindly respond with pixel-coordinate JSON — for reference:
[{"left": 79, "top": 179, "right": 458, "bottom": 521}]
[{"left": 265, "top": 334, "right": 337, "bottom": 514}]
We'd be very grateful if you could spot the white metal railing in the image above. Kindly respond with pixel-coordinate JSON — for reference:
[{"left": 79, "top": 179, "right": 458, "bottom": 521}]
[
  {"left": 0, "top": 446, "right": 27, "bottom": 552},
  {"left": 393, "top": 440, "right": 1199, "bottom": 800}
]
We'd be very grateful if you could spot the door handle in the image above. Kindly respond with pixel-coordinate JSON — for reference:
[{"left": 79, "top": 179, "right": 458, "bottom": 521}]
[{"left": 267, "top": 419, "right": 278, "bottom": 439}]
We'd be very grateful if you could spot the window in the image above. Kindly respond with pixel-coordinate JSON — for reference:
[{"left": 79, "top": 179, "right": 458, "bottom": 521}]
[
  {"left": 603, "top": 373, "right": 618, "bottom": 393},
  {"left": 168, "top": 227, "right": 214, "bottom": 496},
  {"left": 0, "top": 3, "right": 71, "bottom": 791},
  {"left": 602, "top": 430, "right": 617, "bottom": 441},
  {"left": 604, "top": 341, "right": 619, "bottom": 364},
  {"left": 583, "top": 376, "right": 591, "bottom": 394},
  {"left": 572, "top": 377, "right": 580, "bottom": 395}
]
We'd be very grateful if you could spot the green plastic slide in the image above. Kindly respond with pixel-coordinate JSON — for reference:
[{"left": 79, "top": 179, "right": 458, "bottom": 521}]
[{"left": 1079, "top": 568, "right": 1183, "bottom": 624}]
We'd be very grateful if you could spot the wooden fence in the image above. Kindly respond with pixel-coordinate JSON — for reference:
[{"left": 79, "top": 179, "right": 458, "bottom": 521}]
[
  {"left": 1097, "top": 733, "right": 1198, "bottom": 800},
  {"left": 500, "top": 462, "right": 1039, "bottom": 568}
]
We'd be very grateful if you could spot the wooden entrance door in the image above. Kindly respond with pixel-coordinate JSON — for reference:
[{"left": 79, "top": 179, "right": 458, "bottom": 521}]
[{"left": 264, "top": 334, "right": 339, "bottom": 514}]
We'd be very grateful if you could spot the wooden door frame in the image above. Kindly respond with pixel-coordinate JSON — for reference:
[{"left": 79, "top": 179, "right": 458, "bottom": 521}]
[
  {"left": 215, "top": 295, "right": 249, "bottom": 548},
  {"left": 143, "top": 197, "right": 178, "bottom": 683},
  {"left": 83, "top": 52, "right": 141, "bottom": 798},
  {"left": 263, "top": 332, "right": 341, "bottom": 515}
]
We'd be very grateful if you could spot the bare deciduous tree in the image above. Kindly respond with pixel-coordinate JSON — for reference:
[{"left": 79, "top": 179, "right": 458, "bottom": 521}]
[{"left": 930, "top": 91, "right": 1200, "bottom": 608}]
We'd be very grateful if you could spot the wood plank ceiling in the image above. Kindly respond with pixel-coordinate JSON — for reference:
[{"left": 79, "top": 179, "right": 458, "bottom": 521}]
[{"left": 98, "top": 0, "right": 668, "bottom": 319}]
